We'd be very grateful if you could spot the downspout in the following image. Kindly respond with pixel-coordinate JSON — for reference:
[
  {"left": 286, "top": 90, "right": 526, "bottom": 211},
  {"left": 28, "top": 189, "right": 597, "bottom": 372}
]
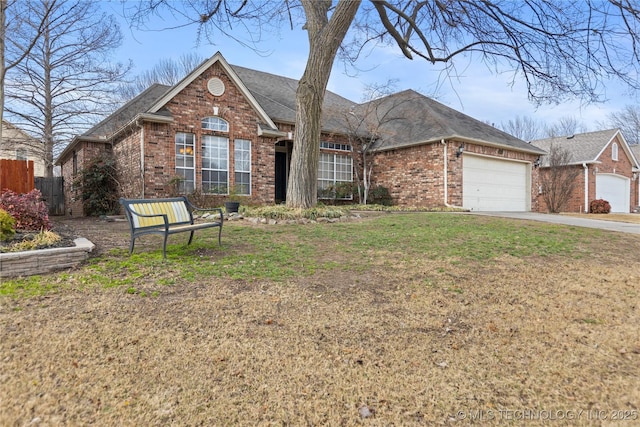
[
  {"left": 442, "top": 139, "right": 448, "bottom": 205},
  {"left": 442, "top": 139, "right": 464, "bottom": 209},
  {"left": 583, "top": 163, "right": 588, "bottom": 213},
  {"left": 136, "top": 119, "right": 145, "bottom": 198}
]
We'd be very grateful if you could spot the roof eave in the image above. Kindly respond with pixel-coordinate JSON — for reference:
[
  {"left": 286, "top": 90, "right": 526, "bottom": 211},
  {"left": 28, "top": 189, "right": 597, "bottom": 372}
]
[{"left": 373, "top": 135, "right": 546, "bottom": 155}]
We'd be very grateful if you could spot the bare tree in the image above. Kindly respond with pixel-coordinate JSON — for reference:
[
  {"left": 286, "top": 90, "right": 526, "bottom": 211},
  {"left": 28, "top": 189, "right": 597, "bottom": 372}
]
[
  {"left": 544, "top": 116, "right": 589, "bottom": 138},
  {"left": 600, "top": 105, "right": 640, "bottom": 145},
  {"left": 499, "top": 115, "right": 544, "bottom": 141},
  {"left": 4, "top": 0, "right": 131, "bottom": 177},
  {"left": 344, "top": 80, "right": 405, "bottom": 204},
  {"left": 126, "top": 1, "right": 640, "bottom": 209},
  {"left": 119, "top": 53, "right": 205, "bottom": 101},
  {"left": 539, "top": 144, "right": 582, "bottom": 213},
  {"left": 0, "top": 0, "right": 54, "bottom": 145}
]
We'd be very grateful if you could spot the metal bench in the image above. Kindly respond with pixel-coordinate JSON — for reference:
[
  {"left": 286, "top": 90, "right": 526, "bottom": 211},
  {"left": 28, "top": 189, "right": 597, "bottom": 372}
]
[{"left": 119, "top": 196, "right": 223, "bottom": 259}]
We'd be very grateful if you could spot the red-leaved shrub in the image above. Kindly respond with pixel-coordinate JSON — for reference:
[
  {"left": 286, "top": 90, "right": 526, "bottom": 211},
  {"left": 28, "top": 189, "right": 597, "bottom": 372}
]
[
  {"left": 589, "top": 199, "right": 611, "bottom": 214},
  {"left": 0, "top": 189, "right": 52, "bottom": 230}
]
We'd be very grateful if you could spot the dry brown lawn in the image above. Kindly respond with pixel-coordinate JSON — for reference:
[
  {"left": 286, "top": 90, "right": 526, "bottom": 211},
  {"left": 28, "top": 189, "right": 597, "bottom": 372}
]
[{"left": 1, "top": 215, "right": 639, "bottom": 426}]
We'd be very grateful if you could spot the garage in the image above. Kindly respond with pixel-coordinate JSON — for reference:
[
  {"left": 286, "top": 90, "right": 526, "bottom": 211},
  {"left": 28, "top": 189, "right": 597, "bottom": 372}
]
[
  {"left": 463, "top": 155, "right": 529, "bottom": 211},
  {"left": 596, "top": 174, "right": 630, "bottom": 213}
]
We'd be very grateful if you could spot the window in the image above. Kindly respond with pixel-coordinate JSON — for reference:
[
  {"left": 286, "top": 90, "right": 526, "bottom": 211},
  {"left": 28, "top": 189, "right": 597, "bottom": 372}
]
[
  {"left": 202, "top": 117, "right": 229, "bottom": 132},
  {"left": 16, "top": 148, "right": 27, "bottom": 161},
  {"left": 202, "top": 135, "right": 229, "bottom": 193},
  {"left": 320, "top": 141, "right": 352, "bottom": 151},
  {"left": 318, "top": 152, "right": 353, "bottom": 199},
  {"left": 175, "top": 132, "right": 195, "bottom": 193},
  {"left": 612, "top": 142, "right": 618, "bottom": 161},
  {"left": 234, "top": 139, "right": 251, "bottom": 195}
]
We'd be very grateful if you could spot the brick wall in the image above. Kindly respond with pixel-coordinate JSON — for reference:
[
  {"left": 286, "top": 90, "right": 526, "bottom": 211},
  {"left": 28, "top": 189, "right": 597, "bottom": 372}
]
[
  {"left": 372, "top": 140, "right": 540, "bottom": 209},
  {"left": 59, "top": 140, "right": 111, "bottom": 216},
  {"left": 130, "top": 61, "right": 279, "bottom": 204}
]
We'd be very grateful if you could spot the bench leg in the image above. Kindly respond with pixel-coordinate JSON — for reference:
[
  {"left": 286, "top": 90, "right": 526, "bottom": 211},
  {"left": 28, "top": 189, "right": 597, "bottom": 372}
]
[
  {"left": 217, "top": 226, "right": 222, "bottom": 246},
  {"left": 162, "top": 234, "right": 169, "bottom": 260},
  {"left": 129, "top": 237, "right": 136, "bottom": 255},
  {"left": 187, "top": 230, "right": 195, "bottom": 246}
]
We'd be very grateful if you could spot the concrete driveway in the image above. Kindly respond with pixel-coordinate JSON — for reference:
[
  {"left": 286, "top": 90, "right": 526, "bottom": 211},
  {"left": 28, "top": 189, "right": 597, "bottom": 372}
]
[{"left": 466, "top": 212, "right": 640, "bottom": 235}]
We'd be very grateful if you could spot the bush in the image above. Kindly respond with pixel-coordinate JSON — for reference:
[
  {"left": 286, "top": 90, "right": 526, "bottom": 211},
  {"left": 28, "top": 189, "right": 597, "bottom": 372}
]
[
  {"left": 73, "top": 153, "right": 119, "bottom": 216},
  {"left": 590, "top": 199, "right": 611, "bottom": 214},
  {"left": 0, "top": 189, "right": 51, "bottom": 231},
  {"left": 0, "top": 208, "right": 16, "bottom": 241},
  {"left": 368, "top": 185, "right": 393, "bottom": 206}
]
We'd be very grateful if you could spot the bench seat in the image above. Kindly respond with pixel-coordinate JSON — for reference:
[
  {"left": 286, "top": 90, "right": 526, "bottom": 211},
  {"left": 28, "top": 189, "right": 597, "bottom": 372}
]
[{"left": 119, "top": 196, "right": 223, "bottom": 259}]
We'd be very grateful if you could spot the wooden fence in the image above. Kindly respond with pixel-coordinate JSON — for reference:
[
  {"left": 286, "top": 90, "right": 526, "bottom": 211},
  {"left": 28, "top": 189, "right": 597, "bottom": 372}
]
[{"left": 0, "top": 159, "right": 35, "bottom": 194}]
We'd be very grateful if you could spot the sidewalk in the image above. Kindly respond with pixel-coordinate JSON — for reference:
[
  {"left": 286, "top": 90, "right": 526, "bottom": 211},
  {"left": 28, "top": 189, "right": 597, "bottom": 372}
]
[{"left": 466, "top": 212, "right": 640, "bottom": 235}]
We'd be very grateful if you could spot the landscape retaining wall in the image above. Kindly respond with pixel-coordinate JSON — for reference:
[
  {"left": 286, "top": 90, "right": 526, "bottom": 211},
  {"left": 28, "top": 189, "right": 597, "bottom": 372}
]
[{"left": 0, "top": 238, "right": 95, "bottom": 278}]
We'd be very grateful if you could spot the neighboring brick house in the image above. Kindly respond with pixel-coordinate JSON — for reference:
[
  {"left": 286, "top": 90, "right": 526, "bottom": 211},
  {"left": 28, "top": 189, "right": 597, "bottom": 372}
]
[
  {"left": 532, "top": 129, "right": 640, "bottom": 213},
  {"left": 56, "top": 52, "right": 545, "bottom": 216},
  {"left": 1, "top": 120, "right": 46, "bottom": 178}
]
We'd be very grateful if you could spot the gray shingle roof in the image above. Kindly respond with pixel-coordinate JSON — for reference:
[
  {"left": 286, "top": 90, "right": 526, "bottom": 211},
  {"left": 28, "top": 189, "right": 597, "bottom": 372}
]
[
  {"left": 630, "top": 143, "right": 640, "bottom": 168},
  {"left": 355, "top": 90, "right": 545, "bottom": 154},
  {"left": 76, "top": 55, "right": 545, "bottom": 156},
  {"left": 531, "top": 129, "right": 620, "bottom": 165},
  {"left": 83, "top": 83, "right": 172, "bottom": 138},
  {"left": 230, "top": 65, "right": 354, "bottom": 133}
]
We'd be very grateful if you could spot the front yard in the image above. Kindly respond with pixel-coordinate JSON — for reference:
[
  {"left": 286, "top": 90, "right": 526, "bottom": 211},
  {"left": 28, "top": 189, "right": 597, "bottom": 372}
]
[{"left": 1, "top": 213, "right": 638, "bottom": 425}]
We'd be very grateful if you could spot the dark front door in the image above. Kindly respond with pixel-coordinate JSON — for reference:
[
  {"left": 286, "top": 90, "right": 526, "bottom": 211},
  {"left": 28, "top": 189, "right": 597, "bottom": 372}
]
[{"left": 275, "top": 151, "right": 287, "bottom": 203}]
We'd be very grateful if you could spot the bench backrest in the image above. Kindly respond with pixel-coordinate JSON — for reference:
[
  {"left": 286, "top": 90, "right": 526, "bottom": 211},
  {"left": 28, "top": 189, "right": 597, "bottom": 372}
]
[{"left": 121, "top": 197, "right": 192, "bottom": 228}]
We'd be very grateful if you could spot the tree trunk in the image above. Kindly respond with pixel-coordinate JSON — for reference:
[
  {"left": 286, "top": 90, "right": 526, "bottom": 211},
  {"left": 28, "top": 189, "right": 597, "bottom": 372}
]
[
  {"left": 0, "top": 0, "right": 6, "bottom": 146},
  {"left": 286, "top": 0, "right": 360, "bottom": 209}
]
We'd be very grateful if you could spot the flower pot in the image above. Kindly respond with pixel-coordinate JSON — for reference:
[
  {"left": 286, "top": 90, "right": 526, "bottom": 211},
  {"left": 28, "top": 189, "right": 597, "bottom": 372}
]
[{"left": 225, "top": 201, "right": 240, "bottom": 214}]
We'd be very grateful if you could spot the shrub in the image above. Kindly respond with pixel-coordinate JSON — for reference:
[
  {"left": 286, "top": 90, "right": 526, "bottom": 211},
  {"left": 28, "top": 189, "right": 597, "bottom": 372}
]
[
  {"left": 8, "top": 230, "right": 61, "bottom": 252},
  {"left": 590, "top": 199, "right": 611, "bottom": 214},
  {"left": 368, "top": 185, "right": 393, "bottom": 206},
  {"left": 0, "top": 189, "right": 51, "bottom": 230},
  {"left": 73, "top": 153, "right": 119, "bottom": 216},
  {"left": 0, "top": 208, "right": 16, "bottom": 241}
]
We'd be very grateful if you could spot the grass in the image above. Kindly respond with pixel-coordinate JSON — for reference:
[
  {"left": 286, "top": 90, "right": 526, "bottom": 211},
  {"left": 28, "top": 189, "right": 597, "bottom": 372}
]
[
  {"left": 1, "top": 213, "right": 639, "bottom": 426},
  {"left": 1, "top": 214, "right": 595, "bottom": 297}
]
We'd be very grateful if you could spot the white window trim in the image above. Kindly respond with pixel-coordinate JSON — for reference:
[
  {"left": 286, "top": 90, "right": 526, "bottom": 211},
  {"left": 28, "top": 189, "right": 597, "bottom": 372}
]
[
  {"left": 202, "top": 116, "right": 229, "bottom": 132},
  {"left": 175, "top": 132, "right": 195, "bottom": 194},
  {"left": 234, "top": 139, "right": 251, "bottom": 196},
  {"left": 318, "top": 152, "right": 353, "bottom": 200},
  {"left": 202, "top": 135, "right": 229, "bottom": 194}
]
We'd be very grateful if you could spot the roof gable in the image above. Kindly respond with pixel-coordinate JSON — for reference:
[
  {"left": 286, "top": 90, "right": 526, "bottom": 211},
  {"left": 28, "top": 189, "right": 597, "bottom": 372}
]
[
  {"left": 532, "top": 129, "right": 640, "bottom": 167},
  {"left": 148, "top": 52, "right": 279, "bottom": 130}
]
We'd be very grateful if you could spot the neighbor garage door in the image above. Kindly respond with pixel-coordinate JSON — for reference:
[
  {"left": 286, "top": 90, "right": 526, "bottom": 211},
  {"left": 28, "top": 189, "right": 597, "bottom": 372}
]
[
  {"left": 463, "top": 155, "right": 529, "bottom": 211},
  {"left": 596, "top": 174, "right": 630, "bottom": 213}
]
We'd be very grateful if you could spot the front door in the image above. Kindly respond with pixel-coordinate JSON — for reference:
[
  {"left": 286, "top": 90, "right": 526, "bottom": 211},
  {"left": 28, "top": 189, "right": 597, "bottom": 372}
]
[{"left": 275, "top": 140, "right": 291, "bottom": 204}]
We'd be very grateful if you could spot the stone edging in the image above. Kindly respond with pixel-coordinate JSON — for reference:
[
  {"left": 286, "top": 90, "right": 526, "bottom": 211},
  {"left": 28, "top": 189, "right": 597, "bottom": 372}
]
[{"left": 0, "top": 238, "right": 95, "bottom": 278}]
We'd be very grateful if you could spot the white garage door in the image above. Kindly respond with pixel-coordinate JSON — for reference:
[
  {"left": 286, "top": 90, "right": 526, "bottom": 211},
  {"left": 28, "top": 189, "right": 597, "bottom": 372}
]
[
  {"left": 596, "top": 174, "right": 630, "bottom": 213},
  {"left": 463, "top": 155, "right": 529, "bottom": 211}
]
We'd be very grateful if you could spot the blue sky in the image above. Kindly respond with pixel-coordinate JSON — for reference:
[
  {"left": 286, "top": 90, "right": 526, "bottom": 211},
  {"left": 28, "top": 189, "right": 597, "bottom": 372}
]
[{"left": 106, "top": 1, "right": 636, "bottom": 134}]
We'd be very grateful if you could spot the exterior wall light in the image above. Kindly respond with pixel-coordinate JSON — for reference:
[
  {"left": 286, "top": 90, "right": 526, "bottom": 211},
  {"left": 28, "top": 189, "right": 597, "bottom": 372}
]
[
  {"left": 456, "top": 144, "right": 465, "bottom": 158},
  {"left": 533, "top": 157, "right": 541, "bottom": 168}
]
